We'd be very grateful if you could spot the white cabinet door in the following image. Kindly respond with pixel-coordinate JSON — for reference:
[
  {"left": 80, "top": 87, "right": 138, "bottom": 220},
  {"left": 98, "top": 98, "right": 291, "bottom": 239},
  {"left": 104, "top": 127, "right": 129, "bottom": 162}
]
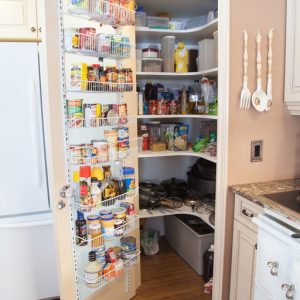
[
  {"left": 230, "top": 221, "right": 257, "bottom": 300},
  {"left": 0, "top": 0, "right": 38, "bottom": 41},
  {"left": 284, "top": 0, "right": 300, "bottom": 114}
]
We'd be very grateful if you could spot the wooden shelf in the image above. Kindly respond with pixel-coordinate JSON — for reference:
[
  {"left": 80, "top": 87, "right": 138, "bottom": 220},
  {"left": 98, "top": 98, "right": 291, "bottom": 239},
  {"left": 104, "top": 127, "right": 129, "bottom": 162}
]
[
  {"left": 139, "top": 205, "right": 215, "bottom": 229},
  {"left": 136, "top": 68, "right": 218, "bottom": 80},
  {"left": 137, "top": 114, "right": 218, "bottom": 120},
  {"left": 136, "top": 19, "right": 218, "bottom": 45},
  {"left": 138, "top": 150, "right": 217, "bottom": 163}
]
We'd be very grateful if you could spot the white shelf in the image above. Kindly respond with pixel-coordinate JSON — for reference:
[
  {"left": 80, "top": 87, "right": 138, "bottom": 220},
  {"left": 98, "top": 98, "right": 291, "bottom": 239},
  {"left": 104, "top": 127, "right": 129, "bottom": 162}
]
[
  {"left": 137, "top": 114, "right": 218, "bottom": 120},
  {"left": 138, "top": 150, "right": 217, "bottom": 163},
  {"left": 139, "top": 205, "right": 215, "bottom": 229},
  {"left": 136, "top": 68, "right": 218, "bottom": 80},
  {"left": 136, "top": 19, "right": 218, "bottom": 44}
]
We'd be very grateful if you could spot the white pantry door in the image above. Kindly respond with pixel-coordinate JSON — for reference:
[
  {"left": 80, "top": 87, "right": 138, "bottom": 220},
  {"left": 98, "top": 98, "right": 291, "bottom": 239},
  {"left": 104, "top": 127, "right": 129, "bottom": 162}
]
[{"left": 41, "top": 1, "right": 140, "bottom": 300}]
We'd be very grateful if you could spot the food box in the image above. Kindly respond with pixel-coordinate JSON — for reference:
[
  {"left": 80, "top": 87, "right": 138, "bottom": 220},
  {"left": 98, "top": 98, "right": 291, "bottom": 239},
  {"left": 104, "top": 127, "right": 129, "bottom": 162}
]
[{"left": 70, "top": 63, "right": 88, "bottom": 91}]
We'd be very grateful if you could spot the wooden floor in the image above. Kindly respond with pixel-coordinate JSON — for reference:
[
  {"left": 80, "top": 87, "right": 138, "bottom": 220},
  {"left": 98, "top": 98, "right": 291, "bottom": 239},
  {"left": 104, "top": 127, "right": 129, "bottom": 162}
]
[{"left": 133, "top": 238, "right": 212, "bottom": 300}]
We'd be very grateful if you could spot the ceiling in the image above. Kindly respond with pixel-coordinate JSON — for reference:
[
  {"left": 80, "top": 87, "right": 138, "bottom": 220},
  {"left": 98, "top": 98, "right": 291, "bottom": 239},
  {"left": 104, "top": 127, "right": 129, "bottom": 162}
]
[{"left": 136, "top": 0, "right": 218, "bottom": 18}]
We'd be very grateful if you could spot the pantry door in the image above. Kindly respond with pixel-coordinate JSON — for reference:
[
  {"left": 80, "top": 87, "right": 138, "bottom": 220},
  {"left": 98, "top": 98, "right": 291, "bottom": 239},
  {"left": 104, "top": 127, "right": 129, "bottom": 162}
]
[{"left": 41, "top": 1, "right": 140, "bottom": 300}]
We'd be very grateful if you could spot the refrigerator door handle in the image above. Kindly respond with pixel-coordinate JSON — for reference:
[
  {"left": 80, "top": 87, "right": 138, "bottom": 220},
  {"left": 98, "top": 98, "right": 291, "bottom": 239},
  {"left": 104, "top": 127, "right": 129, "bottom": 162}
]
[{"left": 28, "top": 78, "right": 43, "bottom": 188}]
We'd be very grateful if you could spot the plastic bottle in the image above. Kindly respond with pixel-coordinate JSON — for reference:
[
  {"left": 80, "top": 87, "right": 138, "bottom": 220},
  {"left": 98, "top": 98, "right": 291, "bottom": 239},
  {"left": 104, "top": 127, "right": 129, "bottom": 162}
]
[
  {"left": 76, "top": 211, "right": 88, "bottom": 246},
  {"left": 203, "top": 244, "right": 214, "bottom": 282},
  {"left": 73, "top": 171, "right": 80, "bottom": 204},
  {"left": 112, "top": 160, "right": 126, "bottom": 195},
  {"left": 91, "top": 177, "right": 102, "bottom": 207},
  {"left": 181, "top": 86, "right": 188, "bottom": 114},
  {"left": 84, "top": 251, "right": 102, "bottom": 288}
]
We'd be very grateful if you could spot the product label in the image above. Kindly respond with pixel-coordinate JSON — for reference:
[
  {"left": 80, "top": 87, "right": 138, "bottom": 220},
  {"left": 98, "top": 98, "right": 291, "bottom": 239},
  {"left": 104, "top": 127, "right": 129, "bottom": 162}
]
[
  {"left": 84, "top": 271, "right": 100, "bottom": 285},
  {"left": 76, "top": 225, "right": 87, "bottom": 236}
]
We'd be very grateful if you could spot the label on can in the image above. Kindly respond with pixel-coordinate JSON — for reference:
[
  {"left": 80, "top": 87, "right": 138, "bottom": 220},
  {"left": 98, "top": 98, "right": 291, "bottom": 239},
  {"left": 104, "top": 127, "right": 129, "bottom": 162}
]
[{"left": 67, "top": 99, "right": 83, "bottom": 127}]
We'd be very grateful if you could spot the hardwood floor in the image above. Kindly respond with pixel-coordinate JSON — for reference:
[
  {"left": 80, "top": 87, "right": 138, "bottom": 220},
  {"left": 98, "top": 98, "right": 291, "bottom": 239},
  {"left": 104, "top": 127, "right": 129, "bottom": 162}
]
[{"left": 133, "top": 238, "right": 212, "bottom": 300}]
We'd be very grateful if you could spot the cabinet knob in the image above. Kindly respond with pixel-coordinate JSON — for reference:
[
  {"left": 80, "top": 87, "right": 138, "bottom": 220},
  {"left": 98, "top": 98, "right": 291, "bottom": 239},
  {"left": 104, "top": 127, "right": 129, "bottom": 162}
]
[
  {"left": 39, "top": 27, "right": 42, "bottom": 33},
  {"left": 267, "top": 261, "right": 278, "bottom": 276},
  {"left": 31, "top": 27, "right": 36, "bottom": 32},
  {"left": 241, "top": 208, "right": 254, "bottom": 218},
  {"left": 281, "top": 284, "right": 295, "bottom": 299}
]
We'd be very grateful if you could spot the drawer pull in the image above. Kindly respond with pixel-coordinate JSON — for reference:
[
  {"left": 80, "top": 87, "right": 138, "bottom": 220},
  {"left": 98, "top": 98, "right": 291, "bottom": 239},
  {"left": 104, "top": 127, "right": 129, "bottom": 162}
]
[
  {"left": 267, "top": 261, "right": 278, "bottom": 276},
  {"left": 242, "top": 208, "right": 254, "bottom": 218},
  {"left": 291, "top": 233, "right": 300, "bottom": 239},
  {"left": 281, "top": 283, "right": 294, "bottom": 299}
]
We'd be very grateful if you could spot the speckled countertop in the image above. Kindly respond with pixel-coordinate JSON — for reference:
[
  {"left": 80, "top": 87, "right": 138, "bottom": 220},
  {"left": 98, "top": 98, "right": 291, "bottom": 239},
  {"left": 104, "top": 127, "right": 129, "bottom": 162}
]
[{"left": 231, "top": 179, "right": 300, "bottom": 224}]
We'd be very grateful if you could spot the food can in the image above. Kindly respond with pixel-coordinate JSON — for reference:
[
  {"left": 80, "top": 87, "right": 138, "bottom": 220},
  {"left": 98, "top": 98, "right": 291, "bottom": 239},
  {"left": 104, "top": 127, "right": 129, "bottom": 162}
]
[
  {"left": 67, "top": 99, "right": 83, "bottom": 127},
  {"left": 114, "top": 218, "right": 125, "bottom": 237},
  {"left": 121, "top": 236, "right": 136, "bottom": 254},
  {"left": 120, "top": 202, "right": 135, "bottom": 215},
  {"left": 169, "top": 100, "right": 178, "bottom": 114},
  {"left": 87, "top": 215, "right": 101, "bottom": 233},
  {"left": 118, "top": 139, "right": 129, "bottom": 159},
  {"left": 64, "top": 27, "right": 79, "bottom": 51},
  {"left": 118, "top": 127, "right": 129, "bottom": 140},
  {"left": 157, "top": 100, "right": 170, "bottom": 115},
  {"left": 106, "top": 248, "right": 117, "bottom": 263},
  {"left": 92, "top": 140, "right": 108, "bottom": 163},
  {"left": 69, "top": 144, "right": 83, "bottom": 165},
  {"left": 79, "top": 27, "right": 96, "bottom": 51},
  {"left": 101, "top": 215, "right": 114, "bottom": 241},
  {"left": 83, "top": 103, "right": 101, "bottom": 127},
  {"left": 148, "top": 100, "right": 158, "bottom": 115}
]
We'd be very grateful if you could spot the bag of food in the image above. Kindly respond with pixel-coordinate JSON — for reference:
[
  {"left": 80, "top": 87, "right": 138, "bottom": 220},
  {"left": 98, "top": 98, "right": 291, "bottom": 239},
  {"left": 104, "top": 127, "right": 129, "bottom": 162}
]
[
  {"left": 174, "top": 124, "right": 189, "bottom": 151},
  {"left": 141, "top": 229, "right": 160, "bottom": 255}
]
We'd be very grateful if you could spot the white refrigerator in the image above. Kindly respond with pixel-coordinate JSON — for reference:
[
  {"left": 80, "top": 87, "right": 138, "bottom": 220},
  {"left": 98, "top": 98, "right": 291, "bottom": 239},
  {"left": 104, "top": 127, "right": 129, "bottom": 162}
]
[{"left": 0, "top": 43, "right": 59, "bottom": 300}]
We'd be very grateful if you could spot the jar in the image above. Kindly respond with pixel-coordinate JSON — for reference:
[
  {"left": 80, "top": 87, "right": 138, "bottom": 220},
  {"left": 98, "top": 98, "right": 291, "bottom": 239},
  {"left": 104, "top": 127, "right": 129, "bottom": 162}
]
[
  {"left": 100, "top": 209, "right": 113, "bottom": 219},
  {"left": 105, "top": 67, "right": 118, "bottom": 83},
  {"left": 79, "top": 27, "right": 96, "bottom": 51},
  {"left": 148, "top": 100, "right": 158, "bottom": 115},
  {"left": 122, "top": 167, "right": 135, "bottom": 192},
  {"left": 189, "top": 93, "right": 199, "bottom": 114},
  {"left": 195, "top": 97, "right": 206, "bottom": 114},
  {"left": 169, "top": 100, "right": 178, "bottom": 114},
  {"left": 113, "top": 207, "right": 126, "bottom": 221},
  {"left": 149, "top": 121, "right": 161, "bottom": 146},
  {"left": 118, "top": 68, "right": 126, "bottom": 83},
  {"left": 92, "top": 140, "right": 108, "bottom": 163},
  {"left": 89, "top": 223, "right": 103, "bottom": 249},
  {"left": 87, "top": 215, "right": 100, "bottom": 232},
  {"left": 64, "top": 27, "right": 79, "bottom": 51}
]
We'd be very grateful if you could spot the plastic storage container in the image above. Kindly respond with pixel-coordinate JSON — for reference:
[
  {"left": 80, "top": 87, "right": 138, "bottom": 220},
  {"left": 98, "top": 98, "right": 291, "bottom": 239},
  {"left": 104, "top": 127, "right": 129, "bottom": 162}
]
[
  {"left": 142, "top": 58, "right": 162, "bottom": 72},
  {"left": 198, "top": 39, "right": 216, "bottom": 71},
  {"left": 161, "top": 36, "right": 175, "bottom": 72},
  {"left": 136, "top": 11, "right": 147, "bottom": 27},
  {"left": 165, "top": 215, "right": 214, "bottom": 275},
  {"left": 147, "top": 16, "right": 169, "bottom": 29},
  {"left": 168, "top": 21, "right": 187, "bottom": 30}
]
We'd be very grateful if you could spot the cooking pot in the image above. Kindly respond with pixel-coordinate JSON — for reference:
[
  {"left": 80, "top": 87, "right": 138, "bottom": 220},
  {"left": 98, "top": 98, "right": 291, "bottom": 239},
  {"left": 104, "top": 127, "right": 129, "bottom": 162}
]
[
  {"left": 139, "top": 182, "right": 166, "bottom": 209},
  {"left": 160, "top": 178, "right": 187, "bottom": 199}
]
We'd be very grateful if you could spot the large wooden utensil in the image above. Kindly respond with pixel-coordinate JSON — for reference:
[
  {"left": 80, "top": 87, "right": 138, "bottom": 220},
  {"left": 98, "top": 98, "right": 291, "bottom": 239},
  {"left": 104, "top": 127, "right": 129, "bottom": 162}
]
[
  {"left": 251, "top": 31, "right": 267, "bottom": 112},
  {"left": 265, "top": 28, "right": 274, "bottom": 111}
]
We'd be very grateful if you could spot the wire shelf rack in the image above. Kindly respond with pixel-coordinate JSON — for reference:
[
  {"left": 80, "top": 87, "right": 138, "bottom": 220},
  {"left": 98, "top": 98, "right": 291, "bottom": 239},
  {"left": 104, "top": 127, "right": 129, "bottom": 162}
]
[
  {"left": 64, "top": 31, "right": 133, "bottom": 58},
  {"left": 72, "top": 187, "right": 139, "bottom": 212},
  {"left": 66, "top": 0, "right": 135, "bottom": 26},
  {"left": 76, "top": 214, "right": 139, "bottom": 246},
  {"left": 68, "top": 80, "right": 135, "bottom": 93},
  {"left": 77, "top": 251, "right": 140, "bottom": 290}
]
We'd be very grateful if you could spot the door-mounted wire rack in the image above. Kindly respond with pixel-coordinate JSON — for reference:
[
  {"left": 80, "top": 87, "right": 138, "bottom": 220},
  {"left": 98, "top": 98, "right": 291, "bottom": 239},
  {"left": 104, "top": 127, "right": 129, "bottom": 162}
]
[{"left": 66, "top": 0, "right": 135, "bottom": 26}]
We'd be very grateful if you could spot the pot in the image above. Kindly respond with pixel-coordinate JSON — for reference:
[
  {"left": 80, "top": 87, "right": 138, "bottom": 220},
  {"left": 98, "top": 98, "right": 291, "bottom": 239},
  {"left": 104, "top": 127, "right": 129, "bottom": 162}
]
[
  {"left": 139, "top": 182, "right": 166, "bottom": 209},
  {"left": 160, "top": 178, "right": 187, "bottom": 199}
]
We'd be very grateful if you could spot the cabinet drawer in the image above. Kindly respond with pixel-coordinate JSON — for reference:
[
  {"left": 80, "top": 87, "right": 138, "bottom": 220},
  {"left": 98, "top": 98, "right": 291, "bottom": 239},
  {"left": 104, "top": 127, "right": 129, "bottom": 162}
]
[{"left": 234, "top": 195, "right": 264, "bottom": 232}]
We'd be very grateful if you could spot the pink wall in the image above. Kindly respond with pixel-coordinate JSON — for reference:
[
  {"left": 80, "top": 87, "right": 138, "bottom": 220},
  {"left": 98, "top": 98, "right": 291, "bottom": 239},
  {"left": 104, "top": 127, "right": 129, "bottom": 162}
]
[{"left": 223, "top": 0, "right": 300, "bottom": 298}]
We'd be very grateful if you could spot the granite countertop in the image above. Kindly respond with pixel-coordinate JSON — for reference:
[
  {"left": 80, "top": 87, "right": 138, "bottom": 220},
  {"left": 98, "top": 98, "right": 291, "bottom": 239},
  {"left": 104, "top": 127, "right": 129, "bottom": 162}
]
[{"left": 231, "top": 178, "right": 300, "bottom": 224}]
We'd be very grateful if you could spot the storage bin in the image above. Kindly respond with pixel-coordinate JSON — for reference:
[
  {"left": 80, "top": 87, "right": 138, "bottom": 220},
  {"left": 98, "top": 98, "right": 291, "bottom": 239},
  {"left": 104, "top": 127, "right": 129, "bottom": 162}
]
[
  {"left": 165, "top": 215, "right": 214, "bottom": 275},
  {"left": 198, "top": 39, "right": 217, "bottom": 71},
  {"left": 136, "top": 11, "right": 147, "bottom": 27},
  {"left": 142, "top": 58, "right": 162, "bottom": 72},
  {"left": 147, "top": 16, "right": 169, "bottom": 29},
  {"left": 161, "top": 36, "right": 175, "bottom": 72}
]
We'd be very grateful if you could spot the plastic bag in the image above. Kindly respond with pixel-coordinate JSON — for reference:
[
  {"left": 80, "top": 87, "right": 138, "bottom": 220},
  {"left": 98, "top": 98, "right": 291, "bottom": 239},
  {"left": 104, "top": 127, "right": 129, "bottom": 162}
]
[{"left": 141, "top": 229, "right": 160, "bottom": 255}]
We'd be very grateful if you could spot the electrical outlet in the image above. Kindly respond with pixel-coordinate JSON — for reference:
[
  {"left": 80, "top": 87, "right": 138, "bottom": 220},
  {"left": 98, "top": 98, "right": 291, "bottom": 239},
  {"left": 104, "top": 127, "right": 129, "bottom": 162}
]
[{"left": 251, "top": 140, "right": 263, "bottom": 162}]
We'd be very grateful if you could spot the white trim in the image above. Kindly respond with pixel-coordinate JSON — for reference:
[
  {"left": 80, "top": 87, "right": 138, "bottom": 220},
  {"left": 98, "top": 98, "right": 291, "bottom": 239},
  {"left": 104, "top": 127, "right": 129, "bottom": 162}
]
[{"left": 213, "top": 0, "right": 230, "bottom": 299}]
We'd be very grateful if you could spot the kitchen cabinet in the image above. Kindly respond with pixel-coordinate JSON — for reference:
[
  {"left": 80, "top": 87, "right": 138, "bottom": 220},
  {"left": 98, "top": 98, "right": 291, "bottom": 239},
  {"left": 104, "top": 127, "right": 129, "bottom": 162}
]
[
  {"left": 284, "top": 0, "right": 300, "bottom": 115},
  {"left": 0, "top": 0, "right": 41, "bottom": 41},
  {"left": 254, "top": 214, "right": 300, "bottom": 300},
  {"left": 230, "top": 195, "right": 263, "bottom": 300}
]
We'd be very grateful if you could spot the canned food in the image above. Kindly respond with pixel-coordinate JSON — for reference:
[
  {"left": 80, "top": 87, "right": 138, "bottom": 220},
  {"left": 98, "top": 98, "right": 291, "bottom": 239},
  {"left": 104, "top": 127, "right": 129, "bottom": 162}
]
[
  {"left": 114, "top": 218, "right": 125, "bottom": 237},
  {"left": 92, "top": 140, "right": 108, "bottom": 163},
  {"left": 148, "top": 100, "right": 158, "bottom": 115},
  {"left": 157, "top": 100, "right": 170, "bottom": 115},
  {"left": 121, "top": 236, "right": 136, "bottom": 253},
  {"left": 83, "top": 103, "right": 101, "bottom": 127},
  {"left": 79, "top": 27, "right": 96, "bottom": 51},
  {"left": 67, "top": 99, "right": 83, "bottom": 127}
]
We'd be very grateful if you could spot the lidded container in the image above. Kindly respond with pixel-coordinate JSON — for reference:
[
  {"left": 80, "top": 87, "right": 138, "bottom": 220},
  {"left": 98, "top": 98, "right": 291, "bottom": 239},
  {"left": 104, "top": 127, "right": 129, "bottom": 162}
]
[
  {"left": 161, "top": 36, "right": 175, "bottom": 72},
  {"left": 135, "top": 7, "right": 147, "bottom": 27}
]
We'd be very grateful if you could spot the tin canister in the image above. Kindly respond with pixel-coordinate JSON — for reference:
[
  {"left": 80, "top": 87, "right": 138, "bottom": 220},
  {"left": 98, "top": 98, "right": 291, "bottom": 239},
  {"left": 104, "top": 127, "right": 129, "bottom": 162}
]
[
  {"left": 83, "top": 103, "right": 101, "bottom": 127},
  {"left": 79, "top": 27, "right": 96, "bottom": 51},
  {"left": 157, "top": 100, "right": 170, "bottom": 115},
  {"left": 67, "top": 99, "right": 83, "bottom": 128},
  {"left": 92, "top": 140, "right": 108, "bottom": 163}
]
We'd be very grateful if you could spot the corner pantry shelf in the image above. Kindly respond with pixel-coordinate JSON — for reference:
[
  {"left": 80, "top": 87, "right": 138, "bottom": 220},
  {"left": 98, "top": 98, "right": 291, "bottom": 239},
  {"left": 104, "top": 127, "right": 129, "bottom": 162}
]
[
  {"left": 137, "top": 114, "right": 218, "bottom": 120},
  {"left": 136, "top": 19, "right": 218, "bottom": 44},
  {"left": 138, "top": 150, "right": 217, "bottom": 163},
  {"left": 139, "top": 205, "right": 215, "bottom": 229},
  {"left": 136, "top": 68, "right": 218, "bottom": 80}
]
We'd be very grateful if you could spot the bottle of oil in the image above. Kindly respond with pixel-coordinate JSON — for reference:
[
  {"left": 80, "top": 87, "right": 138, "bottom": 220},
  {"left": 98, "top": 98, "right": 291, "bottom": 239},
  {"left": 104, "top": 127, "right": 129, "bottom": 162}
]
[{"left": 102, "top": 165, "right": 119, "bottom": 202}]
